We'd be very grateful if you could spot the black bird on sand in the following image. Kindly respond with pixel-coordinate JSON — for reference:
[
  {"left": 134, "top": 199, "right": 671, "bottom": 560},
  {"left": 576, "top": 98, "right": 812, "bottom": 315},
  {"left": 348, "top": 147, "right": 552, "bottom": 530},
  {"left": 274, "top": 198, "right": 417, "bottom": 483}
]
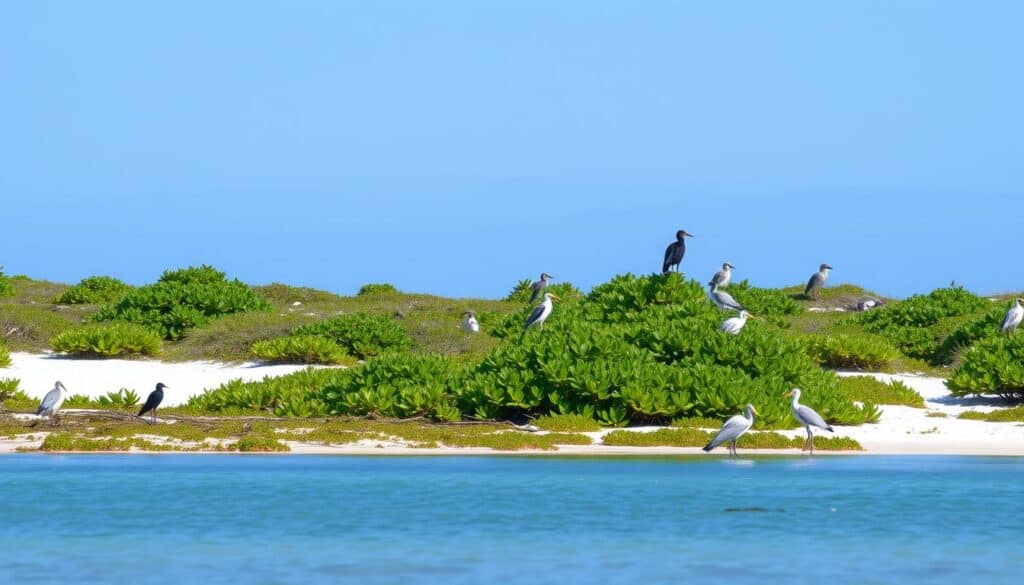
[
  {"left": 138, "top": 383, "right": 168, "bottom": 424},
  {"left": 662, "top": 230, "right": 694, "bottom": 274}
]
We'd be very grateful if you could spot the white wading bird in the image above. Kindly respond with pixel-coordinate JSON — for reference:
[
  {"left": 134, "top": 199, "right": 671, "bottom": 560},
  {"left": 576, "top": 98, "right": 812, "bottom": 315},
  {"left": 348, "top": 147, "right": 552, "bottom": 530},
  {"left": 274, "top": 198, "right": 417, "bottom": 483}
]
[
  {"left": 703, "top": 404, "right": 758, "bottom": 456},
  {"left": 525, "top": 293, "right": 559, "bottom": 330},
  {"left": 786, "top": 388, "right": 834, "bottom": 455},
  {"left": 719, "top": 310, "right": 755, "bottom": 335},
  {"left": 804, "top": 263, "right": 832, "bottom": 298},
  {"left": 461, "top": 311, "right": 480, "bottom": 333},
  {"left": 36, "top": 381, "right": 68, "bottom": 425},
  {"left": 708, "top": 282, "right": 744, "bottom": 312},
  {"left": 1001, "top": 298, "right": 1024, "bottom": 334},
  {"left": 710, "top": 262, "right": 734, "bottom": 288}
]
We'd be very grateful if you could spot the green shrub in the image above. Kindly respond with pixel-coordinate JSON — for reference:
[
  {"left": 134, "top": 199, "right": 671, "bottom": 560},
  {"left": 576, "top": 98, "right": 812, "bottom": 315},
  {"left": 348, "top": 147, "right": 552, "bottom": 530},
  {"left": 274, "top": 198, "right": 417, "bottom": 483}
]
[
  {"left": 188, "top": 367, "right": 343, "bottom": 416},
  {"left": 97, "top": 388, "right": 141, "bottom": 409},
  {"left": 357, "top": 283, "right": 399, "bottom": 296},
  {"left": 534, "top": 413, "right": 602, "bottom": 432},
  {"left": 587, "top": 273, "right": 704, "bottom": 321},
  {"left": 936, "top": 305, "right": 1008, "bottom": 364},
  {"left": 291, "top": 313, "right": 411, "bottom": 359},
  {"left": 0, "top": 377, "right": 20, "bottom": 403},
  {"left": 958, "top": 407, "right": 1024, "bottom": 422},
  {"left": 318, "top": 353, "right": 461, "bottom": 419},
  {"left": 0, "top": 384, "right": 37, "bottom": 411},
  {"left": 236, "top": 434, "right": 291, "bottom": 452},
  {"left": 727, "top": 280, "right": 804, "bottom": 319},
  {"left": 803, "top": 334, "right": 899, "bottom": 369},
  {"left": 63, "top": 394, "right": 95, "bottom": 408},
  {"left": 251, "top": 335, "right": 351, "bottom": 365},
  {"left": 836, "top": 376, "right": 924, "bottom": 407},
  {"left": 54, "top": 276, "right": 132, "bottom": 305},
  {"left": 0, "top": 341, "right": 10, "bottom": 367},
  {"left": 947, "top": 335, "right": 1024, "bottom": 401},
  {"left": 50, "top": 323, "right": 162, "bottom": 357},
  {"left": 93, "top": 265, "right": 270, "bottom": 340},
  {"left": 0, "top": 266, "right": 13, "bottom": 297},
  {"left": 505, "top": 280, "right": 584, "bottom": 304}
]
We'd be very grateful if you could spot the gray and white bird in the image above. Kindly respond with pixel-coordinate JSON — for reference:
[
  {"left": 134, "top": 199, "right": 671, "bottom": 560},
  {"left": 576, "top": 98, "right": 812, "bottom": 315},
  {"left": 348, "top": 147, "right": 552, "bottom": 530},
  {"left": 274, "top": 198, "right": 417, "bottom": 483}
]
[
  {"left": 525, "top": 293, "right": 559, "bottom": 330},
  {"left": 708, "top": 282, "right": 745, "bottom": 312},
  {"left": 804, "top": 263, "right": 833, "bottom": 298},
  {"left": 662, "top": 230, "right": 694, "bottom": 273},
  {"left": 710, "top": 262, "right": 734, "bottom": 288},
  {"left": 461, "top": 311, "right": 480, "bottom": 333},
  {"left": 719, "top": 310, "right": 755, "bottom": 335},
  {"left": 786, "top": 388, "right": 834, "bottom": 455},
  {"left": 856, "top": 298, "right": 882, "bottom": 312},
  {"left": 36, "top": 381, "right": 68, "bottom": 424},
  {"left": 1001, "top": 297, "right": 1024, "bottom": 334},
  {"left": 529, "top": 273, "right": 553, "bottom": 302},
  {"left": 703, "top": 404, "right": 758, "bottom": 455},
  {"left": 137, "top": 383, "right": 167, "bottom": 425}
]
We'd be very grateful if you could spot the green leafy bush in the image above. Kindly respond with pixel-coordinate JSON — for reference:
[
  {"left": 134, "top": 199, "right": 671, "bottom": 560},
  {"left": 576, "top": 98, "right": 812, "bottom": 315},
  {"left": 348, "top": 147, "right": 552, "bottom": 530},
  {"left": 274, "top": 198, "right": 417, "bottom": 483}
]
[
  {"left": 291, "top": 313, "right": 411, "bottom": 359},
  {"left": 318, "top": 353, "right": 461, "bottom": 419},
  {"left": 0, "top": 266, "right": 13, "bottom": 297},
  {"left": 0, "top": 377, "right": 20, "bottom": 403},
  {"left": 50, "top": 323, "right": 162, "bottom": 357},
  {"left": 357, "top": 283, "right": 399, "bottom": 296},
  {"left": 188, "top": 368, "right": 343, "bottom": 415},
  {"left": 727, "top": 280, "right": 804, "bottom": 319},
  {"left": 93, "top": 265, "right": 270, "bottom": 340},
  {"left": 947, "top": 335, "right": 1024, "bottom": 401},
  {"left": 534, "top": 413, "right": 602, "bottom": 432},
  {"left": 505, "top": 280, "right": 584, "bottom": 304},
  {"left": 252, "top": 335, "right": 351, "bottom": 365},
  {"left": 236, "top": 434, "right": 291, "bottom": 452},
  {"left": 836, "top": 376, "right": 924, "bottom": 407},
  {"left": 587, "top": 273, "right": 704, "bottom": 321},
  {"left": 54, "top": 276, "right": 132, "bottom": 305},
  {"left": 936, "top": 305, "right": 1008, "bottom": 364},
  {"left": 803, "top": 334, "right": 899, "bottom": 369},
  {"left": 0, "top": 341, "right": 10, "bottom": 367},
  {"left": 97, "top": 388, "right": 141, "bottom": 409}
]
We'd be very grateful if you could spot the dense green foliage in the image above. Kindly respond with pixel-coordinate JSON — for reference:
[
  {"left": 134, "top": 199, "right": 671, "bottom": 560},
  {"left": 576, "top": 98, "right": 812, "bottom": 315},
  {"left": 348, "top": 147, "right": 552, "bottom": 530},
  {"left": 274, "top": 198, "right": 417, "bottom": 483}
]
[
  {"left": 803, "top": 334, "right": 898, "bottom": 369},
  {"left": 0, "top": 266, "right": 13, "bottom": 297},
  {"left": 319, "top": 353, "right": 462, "bottom": 420},
  {"left": 50, "top": 323, "right": 162, "bottom": 357},
  {"left": 0, "top": 340, "right": 10, "bottom": 367},
  {"left": 93, "top": 265, "right": 270, "bottom": 340},
  {"left": 936, "top": 305, "right": 1008, "bottom": 364},
  {"left": 534, "top": 413, "right": 603, "bottom": 432},
  {"left": 290, "top": 313, "right": 412, "bottom": 359},
  {"left": 947, "top": 335, "right": 1024, "bottom": 401},
  {"left": 727, "top": 280, "right": 804, "bottom": 321},
  {"left": 357, "top": 283, "right": 399, "bottom": 296},
  {"left": 54, "top": 276, "right": 132, "bottom": 305},
  {"left": 0, "top": 378, "right": 19, "bottom": 403},
  {"left": 836, "top": 376, "right": 924, "bottom": 407},
  {"left": 187, "top": 368, "right": 344, "bottom": 416},
  {"left": 505, "top": 280, "right": 584, "bottom": 304},
  {"left": 97, "top": 388, "right": 141, "bottom": 409},
  {"left": 251, "top": 335, "right": 351, "bottom": 365}
]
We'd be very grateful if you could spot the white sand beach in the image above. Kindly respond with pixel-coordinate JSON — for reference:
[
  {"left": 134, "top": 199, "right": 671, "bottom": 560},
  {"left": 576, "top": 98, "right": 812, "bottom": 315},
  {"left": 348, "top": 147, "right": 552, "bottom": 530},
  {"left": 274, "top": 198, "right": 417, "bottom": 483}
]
[{"left": 3, "top": 353, "right": 1023, "bottom": 455}]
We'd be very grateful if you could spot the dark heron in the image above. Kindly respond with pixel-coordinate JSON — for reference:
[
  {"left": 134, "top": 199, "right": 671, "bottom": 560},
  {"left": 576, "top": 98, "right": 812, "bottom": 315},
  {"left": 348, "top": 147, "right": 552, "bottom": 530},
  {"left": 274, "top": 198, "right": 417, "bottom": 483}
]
[
  {"left": 710, "top": 262, "right": 734, "bottom": 288},
  {"left": 36, "top": 381, "right": 68, "bottom": 425},
  {"left": 1001, "top": 298, "right": 1024, "bottom": 333},
  {"left": 703, "top": 404, "right": 758, "bottom": 456},
  {"left": 804, "top": 263, "right": 833, "bottom": 298},
  {"left": 662, "top": 230, "right": 694, "bottom": 273},
  {"left": 786, "top": 388, "right": 834, "bottom": 455},
  {"left": 708, "top": 282, "right": 744, "bottom": 312},
  {"left": 138, "top": 383, "right": 168, "bottom": 424},
  {"left": 525, "top": 293, "right": 559, "bottom": 330},
  {"left": 529, "top": 273, "right": 553, "bottom": 302}
]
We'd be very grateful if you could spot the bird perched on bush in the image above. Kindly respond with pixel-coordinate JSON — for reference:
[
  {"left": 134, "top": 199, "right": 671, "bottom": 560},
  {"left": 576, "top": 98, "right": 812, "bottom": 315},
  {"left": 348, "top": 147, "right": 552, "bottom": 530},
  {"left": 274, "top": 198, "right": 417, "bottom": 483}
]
[
  {"left": 719, "top": 310, "right": 755, "bottom": 335},
  {"left": 36, "top": 381, "right": 68, "bottom": 425},
  {"left": 662, "top": 230, "right": 694, "bottom": 273},
  {"left": 525, "top": 293, "right": 559, "bottom": 330},
  {"left": 804, "top": 263, "right": 833, "bottom": 298},
  {"left": 529, "top": 273, "right": 553, "bottom": 302},
  {"left": 703, "top": 404, "right": 758, "bottom": 455},
  {"left": 710, "top": 262, "right": 734, "bottom": 288},
  {"left": 461, "top": 311, "right": 480, "bottom": 333},
  {"left": 708, "top": 282, "right": 744, "bottom": 312},
  {"left": 1001, "top": 297, "right": 1024, "bottom": 334},
  {"left": 786, "top": 388, "right": 834, "bottom": 455},
  {"left": 138, "top": 383, "right": 167, "bottom": 424}
]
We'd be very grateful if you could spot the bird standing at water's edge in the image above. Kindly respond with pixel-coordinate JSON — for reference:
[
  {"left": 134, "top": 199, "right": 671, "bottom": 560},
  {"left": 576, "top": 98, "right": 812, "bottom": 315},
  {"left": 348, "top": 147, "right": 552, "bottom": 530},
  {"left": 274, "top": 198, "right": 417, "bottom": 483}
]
[
  {"left": 703, "top": 404, "right": 758, "bottom": 456},
  {"left": 719, "top": 310, "right": 755, "bottom": 335},
  {"left": 461, "top": 311, "right": 480, "bottom": 333},
  {"left": 786, "top": 388, "right": 833, "bottom": 455},
  {"left": 804, "top": 264, "right": 832, "bottom": 298},
  {"left": 662, "top": 230, "right": 694, "bottom": 273},
  {"left": 525, "top": 293, "right": 559, "bottom": 330},
  {"left": 1001, "top": 298, "right": 1023, "bottom": 333},
  {"left": 529, "top": 273, "right": 554, "bottom": 302},
  {"left": 138, "top": 383, "right": 167, "bottom": 424},
  {"left": 36, "top": 381, "right": 68, "bottom": 426},
  {"left": 710, "top": 262, "right": 734, "bottom": 288}
]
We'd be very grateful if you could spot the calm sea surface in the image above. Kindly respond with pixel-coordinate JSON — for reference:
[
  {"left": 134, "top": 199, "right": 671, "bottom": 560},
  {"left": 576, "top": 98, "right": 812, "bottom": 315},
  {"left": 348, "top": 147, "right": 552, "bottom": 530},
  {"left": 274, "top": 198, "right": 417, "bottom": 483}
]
[{"left": 1, "top": 455, "right": 1022, "bottom": 584}]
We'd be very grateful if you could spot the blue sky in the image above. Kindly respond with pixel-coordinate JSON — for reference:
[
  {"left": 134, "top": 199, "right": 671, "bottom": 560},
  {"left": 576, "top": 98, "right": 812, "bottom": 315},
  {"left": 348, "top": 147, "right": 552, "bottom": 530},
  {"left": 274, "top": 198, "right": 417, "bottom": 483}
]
[{"left": 1, "top": 1, "right": 1020, "bottom": 298}]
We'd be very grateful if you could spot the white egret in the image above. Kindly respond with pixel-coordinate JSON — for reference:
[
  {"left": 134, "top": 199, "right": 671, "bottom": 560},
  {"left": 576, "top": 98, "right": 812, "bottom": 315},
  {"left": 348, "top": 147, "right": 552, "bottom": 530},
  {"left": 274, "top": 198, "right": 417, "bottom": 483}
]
[
  {"left": 1001, "top": 298, "right": 1024, "bottom": 334},
  {"left": 804, "top": 263, "right": 832, "bottom": 298},
  {"left": 703, "top": 404, "right": 758, "bottom": 456},
  {"left": 708, "top": 282, "right": 744, "bottom": 312},
  {"left": 785, "top": 388, "right": 834, "bottom": 455},
  {"left": 137, "top": 383, "right": 167, "bottom": 425},
  {"left": 36, "top": 381, "right": 68, "bottom": 425},
  {"left": 525, "top": 293, "right": 559, "bottom": 330},
  {"left": 529, "top": 273, "right": 553, "bottom": 302},
  {"left": 461, "top": 311, "right": 480, "bottom": 333},
  {"left": 662, "top": 230, "right": 694, "bottom": 273},
  {"left": 719, "top": 311, "right": 755, "bottom": 335},
  {"left": 710, "top": 262, "right": 734, "bottom": 288}
]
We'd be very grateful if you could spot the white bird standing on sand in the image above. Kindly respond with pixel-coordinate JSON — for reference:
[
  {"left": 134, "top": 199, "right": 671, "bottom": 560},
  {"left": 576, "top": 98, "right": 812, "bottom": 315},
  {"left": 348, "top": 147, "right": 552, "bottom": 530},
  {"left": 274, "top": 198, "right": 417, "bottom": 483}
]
[
  {"left": 1002, "top": 298, "right": 1024, "bottom": 333},
  {"left": 804, "top": 263, "right": 833, "bottom": 298},
  {"left": 710, "top": 262, "right": 734, "bottom": 288},
  {"left": 36, "top": 381, "right": 68, "bottom": 425},
  {"left": 786, "top": 388, "right": 834, "bottom": 455},
  {"left": 719, "top": 311, "right": 755, "bottom": 335},
  {"left": 529, "top": 273, "right": 553, "bottom": 302},
  {"left": 461, "top": 311, "right": 480, "bottom": 333},
  {"left": 525, "top": 293, "right": 559, "bottom": 330},
  {"left": 703, "top": 404, "right": 758, "bottom": 456},
  {"left": 708, "top": 282, "right": 744, "bottom": 312}
]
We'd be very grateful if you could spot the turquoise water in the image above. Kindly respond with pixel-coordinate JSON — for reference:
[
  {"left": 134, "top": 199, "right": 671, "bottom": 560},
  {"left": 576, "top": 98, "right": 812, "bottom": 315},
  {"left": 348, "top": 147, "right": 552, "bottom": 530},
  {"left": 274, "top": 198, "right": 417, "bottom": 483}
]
[{"left": 1, "top": 456, "right": 1022, "bottom": 584}]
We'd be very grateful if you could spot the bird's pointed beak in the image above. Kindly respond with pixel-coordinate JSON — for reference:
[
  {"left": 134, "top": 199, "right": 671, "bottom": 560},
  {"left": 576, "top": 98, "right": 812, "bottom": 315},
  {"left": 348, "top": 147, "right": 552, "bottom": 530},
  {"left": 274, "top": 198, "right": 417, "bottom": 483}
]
[
  {"left": 748, "top": 314, "right": 758, "bottom": 320},
  {"left": 751, "top": 407, "right": 758, "bottom": 415},
  {"left": 784, "top": 390, "right": 792, "bottom": 397},
  {"left": 550, "top": 294, "right": 560, "bottom": 300}
]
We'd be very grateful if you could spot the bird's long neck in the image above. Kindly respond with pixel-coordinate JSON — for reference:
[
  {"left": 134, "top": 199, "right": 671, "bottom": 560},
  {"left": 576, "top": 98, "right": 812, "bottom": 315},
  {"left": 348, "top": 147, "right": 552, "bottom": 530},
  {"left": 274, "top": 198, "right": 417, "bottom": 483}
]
[{"left": 790, "top": 394, "right": 800, "bottom": 408}]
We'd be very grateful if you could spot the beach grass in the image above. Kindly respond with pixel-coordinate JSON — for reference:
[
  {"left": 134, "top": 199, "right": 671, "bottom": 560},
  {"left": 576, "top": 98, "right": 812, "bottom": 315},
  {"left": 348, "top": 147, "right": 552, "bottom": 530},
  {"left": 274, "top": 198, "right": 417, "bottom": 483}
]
[{"left": 836, "top": 376, "right": 925, "bottom": 407}]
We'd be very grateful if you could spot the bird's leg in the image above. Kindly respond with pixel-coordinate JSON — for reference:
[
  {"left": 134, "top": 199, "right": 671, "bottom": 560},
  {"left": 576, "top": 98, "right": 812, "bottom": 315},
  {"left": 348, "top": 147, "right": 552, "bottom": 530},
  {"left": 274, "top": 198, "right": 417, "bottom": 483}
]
[{"left": 806, "top": 427, "right": 814, "bottom": 455}]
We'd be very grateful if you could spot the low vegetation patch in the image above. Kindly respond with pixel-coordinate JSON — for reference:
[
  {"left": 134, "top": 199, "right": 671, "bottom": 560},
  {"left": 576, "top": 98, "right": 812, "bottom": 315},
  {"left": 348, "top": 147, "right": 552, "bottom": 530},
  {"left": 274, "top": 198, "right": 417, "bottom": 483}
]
[
  {"left": 0, "top": 341, "right": 10, "bottom": 368},
  {"left": 357, "top": 283, "right": 399, "bottom": 296},
  {"left": 803, "top": 334, "right": 899, "bottom": 369},
  {"left": 50, "top": 323, "right": 162, "bottom": 357},
  {"left": 290, "top": 313, "right": 412, "bottom": 359},
  {"left": 0, "top": 378, "right": 20, "bottom": 404},
  {"left": 236, "top": 434, "right": 291, "bottom": 452},
  {"left": 958, "top": 407, "right": 1024, "bottom": 422},
  {"left": 54, "top": 276, "right": 132, "bottom": 305},
  {"left": 836, "top": 376, "right": 924, "bottom": 408},
  {"left": 947, "top": 335, "right": 1024, "bottom": 401},
  {"left": 534, "top": 413, "right": 602, "bottom": 432},
  {"left": 0, "top": 266, "right": 14, "bottom": 297},
  {"left": 251, "top": 335, "right": 352, "bottom": 365}
]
